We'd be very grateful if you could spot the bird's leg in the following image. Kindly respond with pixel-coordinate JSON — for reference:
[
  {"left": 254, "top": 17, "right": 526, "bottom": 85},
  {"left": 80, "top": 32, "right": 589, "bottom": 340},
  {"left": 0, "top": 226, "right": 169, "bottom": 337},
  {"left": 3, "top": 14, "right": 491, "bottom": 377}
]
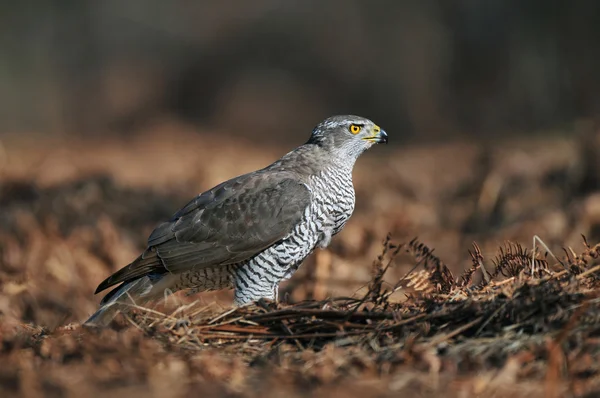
[{"left": 233, "top": 266, "right": 278, "bottom": 306}]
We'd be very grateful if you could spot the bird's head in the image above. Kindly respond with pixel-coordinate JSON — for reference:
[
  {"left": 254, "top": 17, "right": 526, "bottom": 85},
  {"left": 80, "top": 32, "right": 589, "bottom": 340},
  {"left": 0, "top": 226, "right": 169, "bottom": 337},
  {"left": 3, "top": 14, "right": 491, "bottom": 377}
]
[{"left": 307, "top": 115, "right": 388, "bottom": 160}]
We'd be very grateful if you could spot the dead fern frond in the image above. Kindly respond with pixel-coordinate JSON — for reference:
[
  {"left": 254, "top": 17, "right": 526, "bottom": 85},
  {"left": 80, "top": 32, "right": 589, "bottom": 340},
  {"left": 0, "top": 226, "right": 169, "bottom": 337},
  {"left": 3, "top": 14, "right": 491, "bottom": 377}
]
[
  {"left": 405, "top": 269, "right": 436, "bottom": 293},
  {"left": 564, "top": 235, "right": 600, "bottom": 275},
  {"left": 460, "top": 242, "right": 485, "bottom": 287},
  {"left": 367, "top": 234, "right": 389, "bottom": 299},
  {"left": 491, "top": 242, "right": 548, "bottom": 278},
  {"left": 563, "top": 247, "right": 585, "bottom": 275},
  {"left": 407, "top": 238, "right": 455, "bottom": 293},
  {"left": 362, "top": 235, "right": 403, "bottom": 308}
]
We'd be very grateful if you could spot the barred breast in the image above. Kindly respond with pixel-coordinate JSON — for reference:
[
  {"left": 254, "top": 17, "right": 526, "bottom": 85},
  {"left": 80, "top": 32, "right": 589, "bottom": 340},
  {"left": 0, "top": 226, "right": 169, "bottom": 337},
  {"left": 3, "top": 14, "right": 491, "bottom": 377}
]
[
  {"left": 231, "top": 166, "right": 355, "bottom": 305},
  {"left": 168, "top": 166, "right": 355, "bottom": 305}
]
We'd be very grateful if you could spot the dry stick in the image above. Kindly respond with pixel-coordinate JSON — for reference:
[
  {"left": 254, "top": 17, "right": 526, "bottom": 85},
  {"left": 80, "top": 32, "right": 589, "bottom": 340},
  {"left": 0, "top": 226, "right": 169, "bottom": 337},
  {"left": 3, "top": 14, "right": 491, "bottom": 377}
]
[
  {"left": 123, "top": 302, "right": 169, "bottom": 319},
  {"left": 187, "top": 302, "right": 223, "bottom": 319},
  {"left": 204, "top": 306, "right": 388, "bottom": 337},
  {"left": 247, "top": 308, "right": 394, "bottom": 322},
  {"left": 122, "top": 313, "right": 145, "bottom": 331},
  {"left": 207, "top": 306, "right": 239, "bottom": 325},
  {"left": 195, "top": 329, "right": 370, "bottom": 340},
  {"left": 421, "top": 317, "right": 483, "bottom": 348},
  {"left": 281, "top": 320, "right": 305, "bottom": 350},
  {"left": 576, "top": 263, "right": 600, "bottom": 279},
  {"left": 289, "top": 319, "right": 376, "bottom": 336},
  {"left": 111, "top": 291, "right": 180, "bottom": 328},
  {"left": 261, "top": 306, "right": 306, "bottom": 349},
  {"left": 475, "top": 301, "right": 509, "bottom": 337},
  {"left": 490, "top": 277, "right": 517, "bottom": 288},
  {"left": 199, "top": 308, "right": 409, "bottom": 340},
  {"left": 532, "top": 235, "right": 567, "bottom": 276},
  {"left": 195, "top": 316, "right": 247, "bottom": 329},
  {"left": 169, "top": 300, "right": 199, "bottom": 317},
  {"left": 237, "top": 319, "right": 261, "bottom": 326},
  {"left": 377, "top": 313, "right": 428, "bottom": 332}
]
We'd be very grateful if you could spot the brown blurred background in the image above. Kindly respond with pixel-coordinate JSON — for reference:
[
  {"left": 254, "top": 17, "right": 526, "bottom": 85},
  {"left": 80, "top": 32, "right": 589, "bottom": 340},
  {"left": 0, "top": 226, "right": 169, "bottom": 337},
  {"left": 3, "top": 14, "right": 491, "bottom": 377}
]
[
  {"left": 1, "top": 0, "right": 599, "bottom": 141},
  {"left": 2, "top": 0, "right": 600, "bottom": 327},
  {"left": 5, "top": 4, "right": 600, "bottom": 396}
]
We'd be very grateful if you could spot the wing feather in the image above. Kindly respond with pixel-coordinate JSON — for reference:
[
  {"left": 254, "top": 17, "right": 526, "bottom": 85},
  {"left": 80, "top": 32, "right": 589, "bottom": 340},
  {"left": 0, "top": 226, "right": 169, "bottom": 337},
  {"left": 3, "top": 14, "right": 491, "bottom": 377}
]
[{"left": 95, "top": 172, "right": 311, "bottom": 294}]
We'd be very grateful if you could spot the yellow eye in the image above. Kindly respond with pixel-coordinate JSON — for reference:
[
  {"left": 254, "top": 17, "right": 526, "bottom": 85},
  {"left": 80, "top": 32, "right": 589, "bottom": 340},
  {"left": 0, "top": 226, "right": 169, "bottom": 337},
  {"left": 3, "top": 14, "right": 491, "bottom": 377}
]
[{"left": 349, "top": 124, "right": 362, "bottom": 134}]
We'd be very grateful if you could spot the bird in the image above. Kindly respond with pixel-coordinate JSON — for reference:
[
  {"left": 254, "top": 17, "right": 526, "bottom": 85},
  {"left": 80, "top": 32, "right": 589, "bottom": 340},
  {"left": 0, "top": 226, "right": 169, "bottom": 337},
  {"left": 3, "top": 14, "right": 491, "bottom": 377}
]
[{"left": 84, "top": 115, "right": 387, "bottom": 326}]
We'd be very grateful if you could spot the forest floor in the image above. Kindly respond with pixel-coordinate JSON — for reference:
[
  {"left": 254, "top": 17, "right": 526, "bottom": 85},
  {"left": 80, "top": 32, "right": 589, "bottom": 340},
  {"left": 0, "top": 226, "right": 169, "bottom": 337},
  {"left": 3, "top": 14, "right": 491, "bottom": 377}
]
[{"left": 1, "top": 122, "right": 600, "bottom": 397}]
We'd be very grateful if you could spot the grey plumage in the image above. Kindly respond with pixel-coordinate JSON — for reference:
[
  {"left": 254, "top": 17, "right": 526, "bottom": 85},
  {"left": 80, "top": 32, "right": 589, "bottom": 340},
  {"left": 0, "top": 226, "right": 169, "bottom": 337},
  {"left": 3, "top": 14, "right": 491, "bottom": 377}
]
[{"left": 85, "top": 115, "right": 387, "bottom": 326}]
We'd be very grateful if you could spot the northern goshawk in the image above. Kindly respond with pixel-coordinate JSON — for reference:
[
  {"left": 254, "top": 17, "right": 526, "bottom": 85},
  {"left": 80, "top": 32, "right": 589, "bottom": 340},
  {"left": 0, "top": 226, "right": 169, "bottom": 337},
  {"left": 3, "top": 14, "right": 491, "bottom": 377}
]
[{"left": 85, "top": 115, "right": 387, "bottom": 326}]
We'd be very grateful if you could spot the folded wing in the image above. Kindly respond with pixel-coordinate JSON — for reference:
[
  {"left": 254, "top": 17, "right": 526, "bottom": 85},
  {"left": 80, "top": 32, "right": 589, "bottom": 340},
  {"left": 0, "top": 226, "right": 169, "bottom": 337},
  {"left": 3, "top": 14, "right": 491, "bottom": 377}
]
[{"left": 95, "top": 172, "right": 311, "bottom": 294}]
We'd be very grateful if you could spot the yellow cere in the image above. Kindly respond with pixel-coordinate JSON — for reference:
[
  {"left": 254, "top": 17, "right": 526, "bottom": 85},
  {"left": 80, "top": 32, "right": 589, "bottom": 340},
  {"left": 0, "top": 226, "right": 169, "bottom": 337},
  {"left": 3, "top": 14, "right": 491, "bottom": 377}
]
[
  {"left": 373, "top": 125, "right": 381, "bottom": 133},
  {"left": 349, "top": 124, "right": 362, "bottom": 134}
]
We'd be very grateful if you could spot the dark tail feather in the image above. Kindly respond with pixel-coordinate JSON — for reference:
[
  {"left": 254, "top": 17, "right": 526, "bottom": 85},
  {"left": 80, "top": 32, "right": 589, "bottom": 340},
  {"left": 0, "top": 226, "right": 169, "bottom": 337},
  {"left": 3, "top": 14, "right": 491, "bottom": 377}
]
[
  {"left": 94, "top": 251, "right": 165, "bottom": 295},
  {"left": 84, "top": 276, "right": 155, "bottom": 327}
]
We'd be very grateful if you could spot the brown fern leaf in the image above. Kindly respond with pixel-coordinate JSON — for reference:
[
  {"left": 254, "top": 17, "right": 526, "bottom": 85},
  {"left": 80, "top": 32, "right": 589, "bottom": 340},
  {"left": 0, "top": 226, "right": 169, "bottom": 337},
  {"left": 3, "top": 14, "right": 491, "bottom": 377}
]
[
  {"left": 581, "top": 235, "right": 600, "bottom": 259},
  {"left": 564, "top": 235, "right": 600, "bottom": 275},
  {"left": 405, "top": 269, "right": 435, "bottom": 293},
  {"left": 460, "top": 242, "right": 485, "bottom": 287},
  {"left": 563, "top": 246, "right": 586, "bottom": 274},
  {"left": 491, "top": 242, "right": 548, "bottom": 278},
  {"left": 407, "top": 238, "right": 455, "bottom": 293},
  {"left": 368, "top": 234, "right": 391, "bottom": 298},
  {"left": 366, "top": 235, "right": 404, "bottom": 306}
]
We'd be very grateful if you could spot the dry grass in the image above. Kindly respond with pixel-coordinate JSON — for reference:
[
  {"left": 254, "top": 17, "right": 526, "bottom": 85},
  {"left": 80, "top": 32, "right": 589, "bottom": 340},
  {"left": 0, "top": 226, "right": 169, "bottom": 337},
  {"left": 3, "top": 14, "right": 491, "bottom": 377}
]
[{"left": 1, "top": 123, "right": 600, "bottom": 397}]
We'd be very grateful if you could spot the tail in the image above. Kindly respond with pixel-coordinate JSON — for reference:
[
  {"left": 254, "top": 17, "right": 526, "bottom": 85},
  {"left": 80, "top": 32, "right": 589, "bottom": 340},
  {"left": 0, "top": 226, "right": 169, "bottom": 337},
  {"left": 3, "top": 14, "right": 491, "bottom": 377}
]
[{"left": 84, "top": 276, "right": 157, "bottom": 327}]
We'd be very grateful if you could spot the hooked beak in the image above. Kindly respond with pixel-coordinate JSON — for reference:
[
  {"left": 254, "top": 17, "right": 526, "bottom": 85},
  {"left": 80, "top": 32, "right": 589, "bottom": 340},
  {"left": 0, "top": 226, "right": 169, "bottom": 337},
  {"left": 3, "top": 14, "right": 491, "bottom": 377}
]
[{"left": 363, "top": 126, "right": 388, "bottom": 144}]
